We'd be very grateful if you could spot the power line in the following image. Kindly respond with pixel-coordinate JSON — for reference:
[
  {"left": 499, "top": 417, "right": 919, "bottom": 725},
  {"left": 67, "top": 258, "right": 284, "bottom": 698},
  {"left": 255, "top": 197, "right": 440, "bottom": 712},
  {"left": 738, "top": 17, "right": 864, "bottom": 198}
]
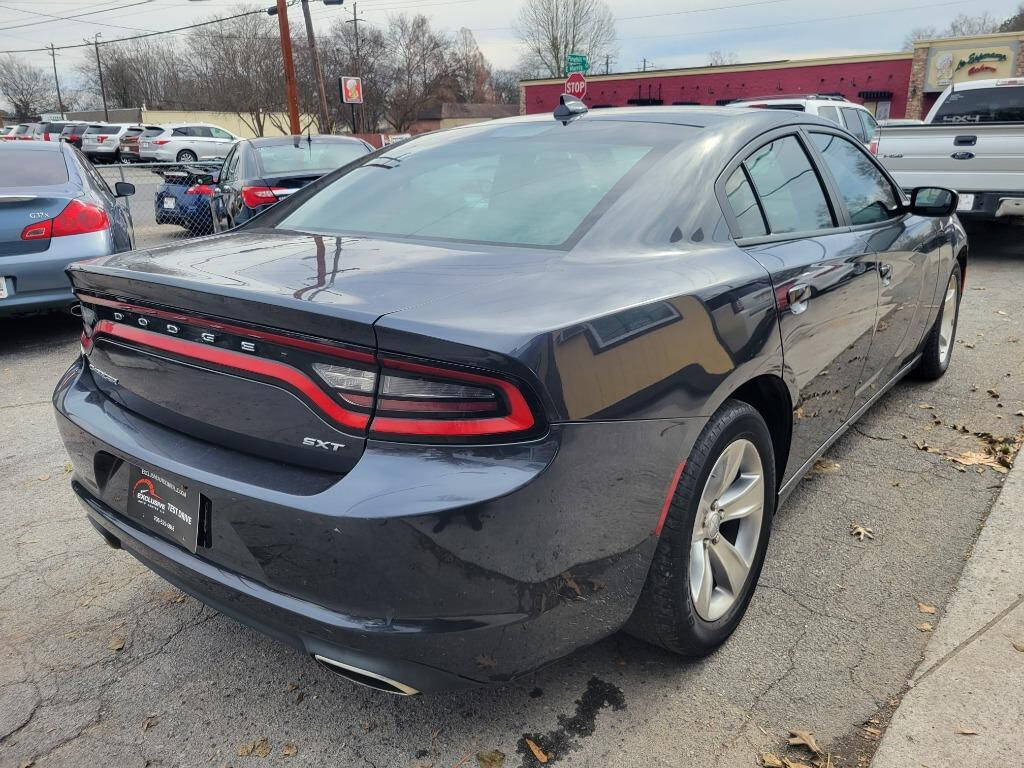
[{"left": 0, "top": 0, "right": 160, "bottom": 34}]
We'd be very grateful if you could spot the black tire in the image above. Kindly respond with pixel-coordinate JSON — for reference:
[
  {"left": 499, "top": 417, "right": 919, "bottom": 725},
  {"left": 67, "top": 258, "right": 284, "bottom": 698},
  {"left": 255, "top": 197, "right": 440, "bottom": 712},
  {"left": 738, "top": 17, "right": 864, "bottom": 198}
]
[
  {"left": 913, "top": 264, "right": 961, "bottom": 381},
  {"left": 176, "top": 150, "right": 198, "bottom": 163},
  {"left": 627, "top": 399, "right": 776, "bottom": 657}
]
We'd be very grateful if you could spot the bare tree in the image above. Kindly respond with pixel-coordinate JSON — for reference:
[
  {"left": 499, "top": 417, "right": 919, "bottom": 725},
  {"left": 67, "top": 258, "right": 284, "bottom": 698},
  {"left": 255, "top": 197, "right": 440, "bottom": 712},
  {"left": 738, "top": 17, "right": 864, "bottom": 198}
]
[
  {"left": 707, "top": 50, "right": 740, "bottom": 66},
  {"left": 0, "top": 54, "right": 57, "bottom": 120},
  {"left": 514, "top": 0, "right": 618, "bottom": 78},
  {"left": 448, "top": 28, "right": 493, "bottom": 102},
  {"left": 324, "top": 18, "right": 391, "bottom": 132},
  {"left": 385, "top": 14, "right": 452, "bottom": 131},
  {"left": 1000, "top": 3, "right": 1024, "bottom": 31},
  {"left": 491, "top": 68, "right": 522, "bottom": 105},
  {"left": 904, "top": 12, "right": 1002, "bottom": 48}
]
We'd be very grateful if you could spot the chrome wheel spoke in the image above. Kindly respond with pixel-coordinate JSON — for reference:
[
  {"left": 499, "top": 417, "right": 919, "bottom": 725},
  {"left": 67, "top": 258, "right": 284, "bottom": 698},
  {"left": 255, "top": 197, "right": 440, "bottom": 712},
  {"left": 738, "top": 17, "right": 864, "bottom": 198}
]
[
  {"left": 717, "top": 473, "right": 763, "bottom": 521},
  {"left": 708, "top": 537, "right": 750, "bottom": 595},
  {"left": 938, "top": 275, "right": 957, "bottom": 363},
  {"left": 691, "top": 542, "right": 713, "bottom": 618}
]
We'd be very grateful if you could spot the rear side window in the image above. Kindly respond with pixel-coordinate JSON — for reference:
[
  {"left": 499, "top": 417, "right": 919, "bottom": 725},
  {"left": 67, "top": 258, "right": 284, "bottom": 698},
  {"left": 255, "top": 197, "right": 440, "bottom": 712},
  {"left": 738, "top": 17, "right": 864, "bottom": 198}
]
[
  {"left": 742, "top": 136, "right": 834, "bottom": 234},
  {"left": 932, "top": 86, "right": 1024, "bottom": 123},
  {"left": 817, "top": 105, "right": 841, "bottom": 124},
  {"left": 723, "top": 167, "right": 767, "bottom": 237},
  {"left": 841, "top": 108, "right": 868, "bottom": 141},
  {"left": 810, "top": 132, "right": 898, "bottom": 225},
  {"left": 192, "top": 127, "right": 214, "bottom": 138},
  {"left": 0, "top": 150, "right": 69, "bottom": 186}
]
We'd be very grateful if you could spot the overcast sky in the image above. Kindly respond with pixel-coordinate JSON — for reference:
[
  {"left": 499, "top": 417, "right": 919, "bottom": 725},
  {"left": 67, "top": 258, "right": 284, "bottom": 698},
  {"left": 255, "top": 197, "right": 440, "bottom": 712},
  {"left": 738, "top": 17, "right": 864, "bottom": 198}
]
[{"left": 3, "top": 0, "right": 1023, "bottom": 89}]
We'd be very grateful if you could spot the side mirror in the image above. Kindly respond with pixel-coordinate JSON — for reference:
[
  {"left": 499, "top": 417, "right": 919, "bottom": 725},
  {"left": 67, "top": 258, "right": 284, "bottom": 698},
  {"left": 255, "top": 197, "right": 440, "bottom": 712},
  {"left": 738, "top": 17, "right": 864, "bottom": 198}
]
[
  {"left": 114, "top": 181, "right": 135, "bottom": 197},
  {"left": 909, "top": 187, "right": 957, "bottom": 217}
]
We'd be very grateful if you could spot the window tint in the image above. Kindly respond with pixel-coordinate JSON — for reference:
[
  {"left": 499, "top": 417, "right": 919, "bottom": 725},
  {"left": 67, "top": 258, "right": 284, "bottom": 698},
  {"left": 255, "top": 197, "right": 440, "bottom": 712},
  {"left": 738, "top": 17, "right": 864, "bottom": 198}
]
[
  {"left": 192, "top": 127, "right": 213, "bottom": 138},
  {"left": 811, "top": 132, "right": 898, "bottom": 225},
  {"left": 278, "top": 121, "right": 687, "bottom": 247},
  {"left": 222, "top": 147, "right": 241, "bottom": 181},
  {"left": 932, "top": 86, "right": 1024, "bottom": 123},
  {"left": 857, "top": 110, "right": 878, "bottom": 139},
  {"left": 724, "top": 167, "right": 767, "bottom": 237},
  {"left": 256, "top": 142, "right": 370, "bottom": 175},
  {"left": 742, "top": 136, "right": 834, "bottom": 234},
  {"left": 210, "top": 127, "right": 232, "bottom": 139},
  {"left": 0, "top": 149, "right": 69, "bottom": 186},
  {"left": 172, "top": 127, "right": 189, "bottom": 137},
  {"left": 77, "top": 150, "right": 112, "bottom": 195},
  {"left": 818, "top": 105, "right": 841, "bottom": 124},
  {"left": 124, "top": 127, "right": 144, "bottom": 137},
  {"left": 840, "top": 108, "right": 868, "bottom": 141},
  {"left": 84, "top": 125, "right": 109, "bottom": 135},
  {"left": 142, "top": 126, "right": 164, "bottom": 137}
]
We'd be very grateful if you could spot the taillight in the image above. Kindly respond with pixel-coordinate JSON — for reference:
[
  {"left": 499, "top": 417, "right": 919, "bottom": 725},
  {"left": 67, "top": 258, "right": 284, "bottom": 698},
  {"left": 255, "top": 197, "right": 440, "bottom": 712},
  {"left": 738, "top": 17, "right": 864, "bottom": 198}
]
[
  {"left": 153, "top": 139, "right": 170, "bottom": 146},
  {"left": 96, "top": 135, "right": 108, "bottom": 143},
  {"left": 869, "top": 136, "right": 878, "bottom": 155},
  {"left": 21, "top": 220, "right": 52, "bottom": 240},
  {"left": 312, "top": 363, "right": 377, "bottom": 408},
  {"left": 369, "top": 357, "right": 535, "bottom": 438},
  {"left": 186, "top": 184, "right": 215, "bottom": 195},
  {"left": 241, "top": 186, "right": 285, "bottom": 208},
  {"left": 52, "top": 200, "right": 109, "bottom": 236}
]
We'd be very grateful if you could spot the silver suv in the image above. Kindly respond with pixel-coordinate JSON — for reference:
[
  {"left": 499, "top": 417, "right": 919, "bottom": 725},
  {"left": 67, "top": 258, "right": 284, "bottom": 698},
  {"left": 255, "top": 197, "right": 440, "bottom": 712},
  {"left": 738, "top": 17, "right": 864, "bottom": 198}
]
[
  {"left": 727, "top": 94, "right": 880, "bottom": 146},
  {"left": 139, "top": 123, "right": 239, "bottom": 163}
]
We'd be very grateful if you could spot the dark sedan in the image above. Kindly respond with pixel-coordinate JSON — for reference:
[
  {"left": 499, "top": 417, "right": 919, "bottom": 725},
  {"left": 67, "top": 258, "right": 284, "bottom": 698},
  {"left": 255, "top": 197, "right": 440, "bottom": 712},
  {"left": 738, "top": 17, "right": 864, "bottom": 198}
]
[
  {"left": 54, "top": 104, "right": 965, "bottom": 694},
  {"left": 215, "top": 134, "right": 372, "bottom": 228}
]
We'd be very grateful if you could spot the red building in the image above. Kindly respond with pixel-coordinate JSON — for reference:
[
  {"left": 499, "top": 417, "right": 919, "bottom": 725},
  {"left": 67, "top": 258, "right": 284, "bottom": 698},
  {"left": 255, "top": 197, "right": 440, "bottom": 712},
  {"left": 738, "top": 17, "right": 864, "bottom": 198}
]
[{"left": 521, "top": 52, "right": 914, "bottom": 119}]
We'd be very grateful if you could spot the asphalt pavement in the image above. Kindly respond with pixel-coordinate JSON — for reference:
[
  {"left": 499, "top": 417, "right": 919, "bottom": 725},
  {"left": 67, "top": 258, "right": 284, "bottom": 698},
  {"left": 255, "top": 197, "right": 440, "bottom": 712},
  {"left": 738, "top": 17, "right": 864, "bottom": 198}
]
[{"left": 1, "top": 225, "right": 1022, "bottom": 768}]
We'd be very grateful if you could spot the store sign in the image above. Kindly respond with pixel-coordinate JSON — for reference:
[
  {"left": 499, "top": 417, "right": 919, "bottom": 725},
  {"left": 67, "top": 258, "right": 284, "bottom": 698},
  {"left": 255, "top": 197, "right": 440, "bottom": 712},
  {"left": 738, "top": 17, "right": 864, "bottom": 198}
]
[
  {"left": 340, "top": 76, "right": 364, "bottom": 104},
  {"left": 927, "top": 45, "right": 1017, "bottom": 90}
]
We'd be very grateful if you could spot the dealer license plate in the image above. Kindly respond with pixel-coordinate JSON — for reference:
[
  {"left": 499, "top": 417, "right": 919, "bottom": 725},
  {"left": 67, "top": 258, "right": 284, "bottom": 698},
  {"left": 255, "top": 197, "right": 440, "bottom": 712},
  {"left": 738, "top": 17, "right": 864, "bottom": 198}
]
[
  {"left": 126, "top": 465, "right": 201, "bottom": 552},
  {"left": 956, "top": 193, "right": 975, "bottom": 212},
  {"left": 0, "top": 279, "right": 8, "bottom": 299},
  {"left": 162, "top": 197, "right": 176, "bottom": 209}
]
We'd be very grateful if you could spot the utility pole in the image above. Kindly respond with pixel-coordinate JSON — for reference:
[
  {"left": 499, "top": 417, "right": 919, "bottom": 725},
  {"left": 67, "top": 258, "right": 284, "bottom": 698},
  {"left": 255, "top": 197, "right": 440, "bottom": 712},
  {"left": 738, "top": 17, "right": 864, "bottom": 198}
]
[
  {"left": 299, "top": 0, "right": 331, "bottom": 133},
  {"left": 274, "top": 0, "right": 301, "bottom": 135},
  {"left": 346, "top": 2, "right": 364, "bottom": 133},
  {"left": 605, "top": 54, "right": 610, "bottom": 75},
  {"left": 641, "top": 57, "right": 649, "bottom": 72},
  {"left": 48, "top": 44, "right": 65, "bottom": 119},
  {"left": 91, "top": 34, "right": 109, "bottom": 122}
]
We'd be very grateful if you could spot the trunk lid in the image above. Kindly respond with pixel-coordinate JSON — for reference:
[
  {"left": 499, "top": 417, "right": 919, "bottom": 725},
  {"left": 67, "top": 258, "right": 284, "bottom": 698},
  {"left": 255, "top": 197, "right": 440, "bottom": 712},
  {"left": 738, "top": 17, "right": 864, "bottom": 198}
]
[{"left": 0, "top": 195, "right": 70, "bottom": 256}]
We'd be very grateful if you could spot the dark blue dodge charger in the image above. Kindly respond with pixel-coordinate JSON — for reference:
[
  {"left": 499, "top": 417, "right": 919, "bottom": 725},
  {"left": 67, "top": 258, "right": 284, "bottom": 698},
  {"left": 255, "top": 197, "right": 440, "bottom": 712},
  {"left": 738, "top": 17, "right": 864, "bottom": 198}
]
[{"left": 54, "top": 103, "right": 966, "bottom": 694}]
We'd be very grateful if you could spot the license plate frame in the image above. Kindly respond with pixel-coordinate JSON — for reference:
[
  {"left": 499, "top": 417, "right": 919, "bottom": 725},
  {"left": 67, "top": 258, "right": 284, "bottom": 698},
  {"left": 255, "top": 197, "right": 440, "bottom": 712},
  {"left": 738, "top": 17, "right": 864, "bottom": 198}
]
[
  {"left": 126, "top": 464, "right": 202, "bottom": 553},
  {"left": 0, "top": 279, "right": 8, "bottom": 299},
  {"left": 956, "top": 193, "right": 975, "bottom": 212},
  {"left": 162, "top": 197, "right": 176, "bottom": 209}
]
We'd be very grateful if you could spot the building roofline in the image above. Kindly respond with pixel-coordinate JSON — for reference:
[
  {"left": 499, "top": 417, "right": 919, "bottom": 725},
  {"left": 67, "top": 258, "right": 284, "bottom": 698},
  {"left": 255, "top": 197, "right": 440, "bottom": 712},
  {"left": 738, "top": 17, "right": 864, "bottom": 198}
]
[
  {"left": 519, "top": 51, "right": 915, "bottom": 86},
  {"left": 912, "top": 29, "right": 1024, "bottom": 47}
]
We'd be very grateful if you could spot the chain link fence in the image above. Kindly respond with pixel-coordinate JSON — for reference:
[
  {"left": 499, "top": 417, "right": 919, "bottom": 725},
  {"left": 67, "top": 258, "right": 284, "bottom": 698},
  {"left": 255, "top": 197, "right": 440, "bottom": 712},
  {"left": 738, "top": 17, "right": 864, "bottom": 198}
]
[{"left": 96, "top": 162, "right": 224, "bottom": 250}]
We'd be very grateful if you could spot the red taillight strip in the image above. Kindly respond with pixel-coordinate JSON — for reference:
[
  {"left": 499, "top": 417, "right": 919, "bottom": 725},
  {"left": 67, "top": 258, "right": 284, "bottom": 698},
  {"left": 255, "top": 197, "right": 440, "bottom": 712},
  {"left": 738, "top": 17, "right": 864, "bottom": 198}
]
[
  {"left": 92, "top": 320, "right": 369, "bottom": 430},
  {"left": 370, "top": 357, "right": 534, "bottom": 437},
  {"left": 654, "top": 461, "right": 686, "bottom": 536},
  {"left": 80, "top": 294, "right": 373, "bottom": 363}
]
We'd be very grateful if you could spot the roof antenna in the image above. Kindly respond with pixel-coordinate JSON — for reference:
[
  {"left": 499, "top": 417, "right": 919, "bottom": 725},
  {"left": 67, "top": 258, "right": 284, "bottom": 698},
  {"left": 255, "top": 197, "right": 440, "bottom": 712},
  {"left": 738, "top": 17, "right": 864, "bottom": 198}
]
[{"left": 554, "top": 94, "right": 588, "bottom": 125}]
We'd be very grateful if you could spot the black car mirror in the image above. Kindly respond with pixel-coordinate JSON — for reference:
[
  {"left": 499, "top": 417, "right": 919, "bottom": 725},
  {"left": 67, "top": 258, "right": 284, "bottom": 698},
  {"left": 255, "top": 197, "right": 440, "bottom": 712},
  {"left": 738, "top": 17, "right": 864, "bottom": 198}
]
[
  {"left": 114, "top": 181, "right": 135, "bottom": 197},
  {"left": 909, "top": 187, "right": 957, "bottom": 217}
]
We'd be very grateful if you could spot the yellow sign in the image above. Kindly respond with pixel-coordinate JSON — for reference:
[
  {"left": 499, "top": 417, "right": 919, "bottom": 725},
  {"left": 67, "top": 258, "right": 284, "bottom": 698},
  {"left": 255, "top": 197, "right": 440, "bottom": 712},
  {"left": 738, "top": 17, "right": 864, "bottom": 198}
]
[{"left": 927, "top": 45, "right": 1016, "bottom": 90}]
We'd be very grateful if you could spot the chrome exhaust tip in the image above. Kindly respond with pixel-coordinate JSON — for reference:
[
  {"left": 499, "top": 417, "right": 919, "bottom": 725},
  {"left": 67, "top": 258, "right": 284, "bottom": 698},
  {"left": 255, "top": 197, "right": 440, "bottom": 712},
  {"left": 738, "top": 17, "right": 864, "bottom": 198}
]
[{"left": 313, "top": 654, "right": 420, "bottom": 696}]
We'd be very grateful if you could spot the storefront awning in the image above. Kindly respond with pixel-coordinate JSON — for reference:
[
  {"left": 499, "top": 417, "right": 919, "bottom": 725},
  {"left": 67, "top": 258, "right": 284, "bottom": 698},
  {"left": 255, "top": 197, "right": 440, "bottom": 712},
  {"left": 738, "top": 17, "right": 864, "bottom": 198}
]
[{"left": 858, "top": 90, "right": 893, "bottom": 100}]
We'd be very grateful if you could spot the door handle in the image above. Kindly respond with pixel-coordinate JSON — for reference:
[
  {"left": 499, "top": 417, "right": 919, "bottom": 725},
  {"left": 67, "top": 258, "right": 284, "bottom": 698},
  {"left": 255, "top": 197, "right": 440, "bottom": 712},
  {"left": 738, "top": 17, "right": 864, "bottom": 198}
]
[
  {"left": 787, "top": 283, "right": 811, "bottom": 314},
  {"left": 879, "top": 263, "right": 893, "bottom": 285}
]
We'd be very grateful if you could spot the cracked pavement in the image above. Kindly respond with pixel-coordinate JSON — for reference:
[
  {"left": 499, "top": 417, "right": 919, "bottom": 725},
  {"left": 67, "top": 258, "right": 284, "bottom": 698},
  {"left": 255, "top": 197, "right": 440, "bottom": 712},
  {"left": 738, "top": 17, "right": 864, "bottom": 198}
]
[{"left": 1, "top": 227, "right": 1022, "bottom": 768}]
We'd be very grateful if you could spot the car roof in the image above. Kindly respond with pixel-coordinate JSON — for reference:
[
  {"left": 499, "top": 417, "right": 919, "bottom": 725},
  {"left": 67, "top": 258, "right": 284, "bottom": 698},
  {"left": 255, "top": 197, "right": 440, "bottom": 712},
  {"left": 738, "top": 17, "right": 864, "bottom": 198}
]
[
  {"left": 481, "top": 105, "right": 837, "bottom": 131},
  {"left": 244, "top": 135, "right": 367, "bottom": 147},
  {"left": 940, "top": 77, "right": 1024, "bottom": 91},
  {"left": 0, "top": 139, "right": 65, "bottom": 152}
]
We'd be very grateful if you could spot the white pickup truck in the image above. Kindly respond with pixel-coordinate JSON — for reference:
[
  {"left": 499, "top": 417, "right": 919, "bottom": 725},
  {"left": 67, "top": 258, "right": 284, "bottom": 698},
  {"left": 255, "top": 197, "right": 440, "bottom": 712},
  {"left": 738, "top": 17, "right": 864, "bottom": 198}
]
[{"left": 874, "top": 78, "right": 1024, "bottom": 220}]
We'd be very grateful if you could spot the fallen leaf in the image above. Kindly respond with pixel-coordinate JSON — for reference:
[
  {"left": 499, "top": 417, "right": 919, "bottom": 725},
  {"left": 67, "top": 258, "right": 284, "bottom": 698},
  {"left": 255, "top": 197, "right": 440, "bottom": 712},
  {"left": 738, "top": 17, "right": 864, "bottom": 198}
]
[
  {"left": 812, "top": 458, "right": 840, "bottom": 474},
  {"left": 524, "top": 738, "right": 550, "bottom": 764},
  {"left": 995, "top": 310, "right": 1008, "bottom": 316},
  {"left": 477, "top": 750, "right": 506, "bottom": 768},
  {"left": 560, "top": 572, "right": 583, "bottom": 596},
  {"left": 760, "top": 754, "right": 784, "bottom": 768},
  {"left": 917, "top": 622, "right": 933, "bottom": 632},
  {"left": 475, "top": 655, "right": 498, "bottom": 669},
  {"left": 917, "top": 403, "right": 934, "bottom": 409},
  {"left": 238, "top": 738, "right": 271, "bottom": 758},
  {"left": 282, "top": 742, "right": 297, "bottom": 757},
  {"left": 63, "top": 462, "right": 73, "bottom": 473},
  {"left": 783, "top": 761, "right": 814, "bottom": 768},
  {"left": 37, "top": 473, "right": 50, "bottom": 482},
  {"left": 19, "top": 760, "right": 34, "bottom": 768},
  {"left": 946, "top": 451, "right": 1009, "bottom": 474},
  {"left": 794, "top": 406, "right": 805, "bottom": 419},
  {"left": 862, "top": 726, "right": 881, "bottom": 736},
  {"left": 141, "top": 712, "right": 159, "bottom": 731},
  {"left": 108, "top": 636, "right": 125, "bottom": 651},
  {"left": 1015, "top": 410, "right": 1024, "bottom": 417},
  {"left": 914, "top": 439, "right": 929, "bottom": 451},
  {"left": 787, "top": 730, "right": 824, "bottom": 755},
  {"left": 1011, "top": 640, "right": 1024, "bottom": 653},
  {"left": 287, "top": 682, "right": 299, "bottom": 691},
  {"left": 955, "top": 727, "right": 978, "bottom": 735},
  {"left": 987, "top": 389, "right": 1000, "bottom": 399},
  {"left": 964, "top": 342, "right": 975, "bottom": 349},
  {"left": 850, "top": 523, "right": 875, "bottom": 542},
  {"left": 917, "top": 602, "right": 937, "bottom": 614}
]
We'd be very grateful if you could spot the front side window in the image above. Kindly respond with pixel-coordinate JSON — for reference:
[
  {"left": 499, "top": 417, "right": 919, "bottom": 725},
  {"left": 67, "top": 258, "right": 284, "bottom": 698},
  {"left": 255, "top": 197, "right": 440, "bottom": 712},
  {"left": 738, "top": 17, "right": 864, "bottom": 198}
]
[
  {"left": 932, "top": 86, "right": 1024, "bottom": 123},
  {"left": 857, "top": 110, "right": 879, "bottom": 140},
  {"left": 210, "top": 127, "right": 232, "bottom": 140},
  {"left": 742, "top": 135, "right": 834, "bottom": 234},
  {"left": 724, "top": 167, "right": 767, "bottom": 237},
  {"left": 277, "top": 121, "right": 690, "bottom": 248},
  {"left": 810, "top": 132, "right": 899, "bottom": 225}
]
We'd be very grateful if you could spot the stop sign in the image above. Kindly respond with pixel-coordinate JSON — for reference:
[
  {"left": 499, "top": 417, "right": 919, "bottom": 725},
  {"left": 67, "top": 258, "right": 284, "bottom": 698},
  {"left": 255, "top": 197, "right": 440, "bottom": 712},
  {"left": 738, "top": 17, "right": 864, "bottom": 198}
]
[{"left": 564, "top": 71, "right": 587, "bottom": 99}]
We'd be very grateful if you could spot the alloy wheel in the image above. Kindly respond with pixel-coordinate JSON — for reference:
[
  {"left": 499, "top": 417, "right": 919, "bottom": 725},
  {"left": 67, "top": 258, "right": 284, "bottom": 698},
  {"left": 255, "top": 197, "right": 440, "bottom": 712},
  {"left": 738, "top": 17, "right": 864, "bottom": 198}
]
[
  {"left": 689, "top": 438, "right": 765, "bottom": 622},
  {"left": 938, "top": 272, "right": 958, "bottom": 365}
]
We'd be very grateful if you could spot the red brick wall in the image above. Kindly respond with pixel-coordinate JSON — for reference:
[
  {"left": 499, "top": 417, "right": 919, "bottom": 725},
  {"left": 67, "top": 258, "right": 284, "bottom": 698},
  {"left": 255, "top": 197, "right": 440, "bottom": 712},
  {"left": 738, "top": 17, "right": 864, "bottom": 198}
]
[{"left": 523, "top": 57, "right": 914, "bottom": 119}]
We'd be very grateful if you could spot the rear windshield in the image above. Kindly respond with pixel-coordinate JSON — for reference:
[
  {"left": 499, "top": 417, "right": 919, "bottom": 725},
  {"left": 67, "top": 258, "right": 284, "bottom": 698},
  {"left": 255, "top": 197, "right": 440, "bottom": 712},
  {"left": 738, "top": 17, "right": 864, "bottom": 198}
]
[
  {"left": 142, "top": 126, "right": 164, "bottom": 137},
  {"left": 12, "top": 125, "right": 29, "bottom": 135},
  {"left": 85, "top": 125, "right": 110, "bottom": 134},
  {"left": 277, "top": 121, "right": 686, "bottom": 248},
  {"left": 43, "top": 122, "right": 66, "bottom": 132},
  {"left": 124, "top": 127, "right": 144, "bottom": 137},
  {"left": 62, "top": 124, "right": 87, "bottom": 135},
  {"left": 932, "top": 86, "right": 1024, "bottom": 123},
  {"left": 256, "top": 141, "right": 370, "bottom": 175},
  {"left": 0, "top": 150, "right": 69, "bottom": 186}
]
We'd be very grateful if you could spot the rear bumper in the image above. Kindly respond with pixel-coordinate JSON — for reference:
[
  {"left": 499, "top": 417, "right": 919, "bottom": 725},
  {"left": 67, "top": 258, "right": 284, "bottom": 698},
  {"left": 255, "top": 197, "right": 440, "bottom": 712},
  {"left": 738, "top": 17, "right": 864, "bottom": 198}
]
[
  {"left": 0, "top": 231, "right": 112, "bottom": 316},
  {"left": 54, "top": 358, "right": 702, "bottom": 690},
  {"left": 954, "top": 191, "right": 1024, "bottom": 220}
]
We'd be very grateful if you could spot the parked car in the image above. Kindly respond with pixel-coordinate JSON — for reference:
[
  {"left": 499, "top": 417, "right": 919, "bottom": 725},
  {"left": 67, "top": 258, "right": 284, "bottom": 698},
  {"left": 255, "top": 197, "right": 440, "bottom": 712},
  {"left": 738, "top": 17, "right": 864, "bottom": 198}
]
[
  {"left": 0, "top": 141, "right": 135, "bottom": 316},
  {"left": 7, "top": 122, "right": 42, "bottom": 141},
  {"left": 39, "top": 121, "right": 71, "bottom": 141},
  {"left": 55, "top": 104, "right": 965, "bottom": 694},
  {"left": 0, "top": 126, "right": 12, "bottom": 139},
  {"left": 139, "top": 123, "right": 239, "bottom": 163},
  {"left": 152, "top": 163, "right": 222, "bottom": 234},
  {"left": 81, "top": 123, "right": 133, "bottom": 163},
  {"left": 216, "top": 135, "right": 373, "bottom": 227},
  {"left": 875, "top": 78, "right": 1024, "bottom": 221},
  {"left": 118, "top": 125, "right": 163, "bottom": 163},
  {"left": 59, "top": 122, "right": 89, "bottom": 149},
  {"left": 728, "top": 94, "right": 880, "bottom": 146}
]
